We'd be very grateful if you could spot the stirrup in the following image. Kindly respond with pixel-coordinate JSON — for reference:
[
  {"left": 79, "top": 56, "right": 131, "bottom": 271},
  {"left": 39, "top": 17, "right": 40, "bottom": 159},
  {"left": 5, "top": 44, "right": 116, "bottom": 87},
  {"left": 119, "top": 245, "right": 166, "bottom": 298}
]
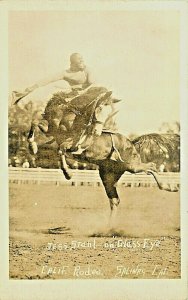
[
  {"left": 71, "top": 137, "right": 91, "bottom": 154},
  {"left": 71, "top": 145, "right": 86, "bottom": 155}
]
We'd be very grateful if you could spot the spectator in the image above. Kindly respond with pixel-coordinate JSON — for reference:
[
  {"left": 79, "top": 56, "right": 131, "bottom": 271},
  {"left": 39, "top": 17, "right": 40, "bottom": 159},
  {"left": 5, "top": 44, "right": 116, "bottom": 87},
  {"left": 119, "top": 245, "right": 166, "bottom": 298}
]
[
  {"left": 22, "top": 158, "right": 30, "bottom": 168},
  {"left": 159, "top": 162, "right": 166, "bottom": 172},
  {"left": 14, "top": 158, "right": 21, "bottom": 167},
  {"left": 72, "top": 161, "right": 79, "bottom": 169},
  {"left": 30, "top": 157, "right": 37, "bottom": 168},
  {"left": 82, "top": 163, "right": 87, "bottom": 170}
]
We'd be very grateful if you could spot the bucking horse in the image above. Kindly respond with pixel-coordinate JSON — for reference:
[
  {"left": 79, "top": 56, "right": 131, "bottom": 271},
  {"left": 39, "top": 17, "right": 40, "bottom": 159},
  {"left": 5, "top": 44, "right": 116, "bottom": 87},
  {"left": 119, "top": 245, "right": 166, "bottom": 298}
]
[{"left": 27, "top": 86, "right": 179, "bottom": 227}]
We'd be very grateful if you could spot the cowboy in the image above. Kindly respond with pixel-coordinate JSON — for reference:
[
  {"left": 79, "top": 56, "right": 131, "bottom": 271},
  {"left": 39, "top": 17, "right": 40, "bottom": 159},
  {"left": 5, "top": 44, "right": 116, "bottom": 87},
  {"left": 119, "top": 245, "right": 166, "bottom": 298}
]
[
  {"left": 12, "top": 53, "right": 118, "bottom": 154},
  {"left": 27, "top": 54, "right": 114, "bottom": 147},
  {"left": 12, "top": 53, "right": 92, "bottom": 99},
  {"left": 39, "top": 51, "right": 116, "bottom": 135},
  {"left": 13, "top": 53, "right": 93, "bottom": 105},
  {"left": 14, "top": 53, "right": 94, "bottom": 152}
]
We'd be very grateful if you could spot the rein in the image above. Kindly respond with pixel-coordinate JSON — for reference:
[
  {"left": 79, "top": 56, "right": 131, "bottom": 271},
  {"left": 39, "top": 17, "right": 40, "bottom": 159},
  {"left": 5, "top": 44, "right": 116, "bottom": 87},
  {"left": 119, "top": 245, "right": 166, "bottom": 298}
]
[
  {"left": 85, "top": 98, "right": 100, "bottom": 127},
  {"left": 73, "top": 98, "right": 99, "bottom": 144}
]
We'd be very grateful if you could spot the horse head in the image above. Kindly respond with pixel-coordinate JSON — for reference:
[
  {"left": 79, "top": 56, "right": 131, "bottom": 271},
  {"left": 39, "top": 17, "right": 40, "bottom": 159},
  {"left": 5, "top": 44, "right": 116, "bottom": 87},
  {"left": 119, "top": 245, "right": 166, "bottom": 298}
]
[{"left": 57, "top": 90, "right": 115, "bottom": 149}]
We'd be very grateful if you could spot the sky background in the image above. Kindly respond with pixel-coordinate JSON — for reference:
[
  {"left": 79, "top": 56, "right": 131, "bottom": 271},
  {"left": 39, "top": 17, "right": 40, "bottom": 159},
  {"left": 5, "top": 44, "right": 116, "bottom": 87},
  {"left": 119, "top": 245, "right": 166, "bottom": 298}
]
[{"left": 9, "top": 11, "right": 180, "bottom": 135}]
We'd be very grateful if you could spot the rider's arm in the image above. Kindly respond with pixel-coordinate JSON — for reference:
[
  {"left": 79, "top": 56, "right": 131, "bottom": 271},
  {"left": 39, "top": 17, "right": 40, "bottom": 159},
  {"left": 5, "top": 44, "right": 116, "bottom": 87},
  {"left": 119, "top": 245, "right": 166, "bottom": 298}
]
[
  {"left": 11, "top": 71, "right": 66, "bottom": 105},
  {"left": 35, "top": 71, "right": 64, "bottom": 87}
]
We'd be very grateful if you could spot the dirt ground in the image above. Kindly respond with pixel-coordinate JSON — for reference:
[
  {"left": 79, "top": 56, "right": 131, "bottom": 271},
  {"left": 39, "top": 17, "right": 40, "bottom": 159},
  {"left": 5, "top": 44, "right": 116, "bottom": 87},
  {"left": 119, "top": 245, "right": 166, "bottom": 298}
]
[{"left": 9, "top": 183, "right": 180, "bottom": 279}]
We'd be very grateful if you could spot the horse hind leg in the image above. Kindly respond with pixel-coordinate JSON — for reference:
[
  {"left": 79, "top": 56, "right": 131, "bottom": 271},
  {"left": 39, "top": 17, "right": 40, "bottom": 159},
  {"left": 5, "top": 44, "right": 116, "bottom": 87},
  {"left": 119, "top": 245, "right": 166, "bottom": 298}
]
[{"left": 99, "top": 166, "right": 122, "bottom": 229}]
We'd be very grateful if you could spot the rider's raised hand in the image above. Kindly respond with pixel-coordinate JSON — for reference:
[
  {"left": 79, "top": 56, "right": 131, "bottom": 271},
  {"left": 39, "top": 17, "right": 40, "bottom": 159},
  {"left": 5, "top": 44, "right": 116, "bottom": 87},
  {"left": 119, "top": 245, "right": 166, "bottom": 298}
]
[{"left": 11, "top": 84, "right": 39, "bottom": 105}]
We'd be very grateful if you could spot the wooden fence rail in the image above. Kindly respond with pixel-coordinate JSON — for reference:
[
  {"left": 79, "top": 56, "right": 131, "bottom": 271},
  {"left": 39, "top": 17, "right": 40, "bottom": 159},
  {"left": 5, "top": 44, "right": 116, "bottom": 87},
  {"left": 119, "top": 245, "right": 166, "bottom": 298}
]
[{"left": 9, "top": 167, "right": 180, "bottom": 187}]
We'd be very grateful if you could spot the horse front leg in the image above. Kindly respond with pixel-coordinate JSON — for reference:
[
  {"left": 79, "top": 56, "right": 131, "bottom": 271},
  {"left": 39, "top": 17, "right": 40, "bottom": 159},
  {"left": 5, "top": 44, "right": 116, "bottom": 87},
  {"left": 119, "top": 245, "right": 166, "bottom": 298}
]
[
  {"left": 27, "top": 121, "right": 39, "bottom": 154},
  {"left": 58, "top": 150, "right": 72, "bottom": 180}
]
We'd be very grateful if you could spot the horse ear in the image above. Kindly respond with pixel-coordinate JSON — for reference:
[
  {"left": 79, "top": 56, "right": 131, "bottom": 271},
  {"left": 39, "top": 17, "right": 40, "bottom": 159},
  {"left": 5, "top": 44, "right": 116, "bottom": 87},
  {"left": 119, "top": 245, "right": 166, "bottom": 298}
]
[{"left": 111, "top": 98, "right": 122, "bottom": 103}]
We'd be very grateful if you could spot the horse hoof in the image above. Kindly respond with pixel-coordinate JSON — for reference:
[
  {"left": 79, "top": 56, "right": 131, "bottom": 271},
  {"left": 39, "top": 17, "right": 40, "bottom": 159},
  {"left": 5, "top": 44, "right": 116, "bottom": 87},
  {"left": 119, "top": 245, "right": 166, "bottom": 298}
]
[
  {"left": 169, "top": 184, "right": 179, "bottom": 192},
  {"left": 62, "top": 168, "right": 72, "bottom": 180},
  {"left": 160, "top": 183, "right": 179, "bottom": 192}
]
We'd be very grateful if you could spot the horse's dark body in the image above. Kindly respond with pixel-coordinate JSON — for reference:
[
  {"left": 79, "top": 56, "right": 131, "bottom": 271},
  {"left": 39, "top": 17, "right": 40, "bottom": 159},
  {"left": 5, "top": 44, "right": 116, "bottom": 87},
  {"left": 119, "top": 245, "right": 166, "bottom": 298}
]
[
  {"left": 71, "top": 132, "right": 178, "bottom": 187},
  {"left": 68, "top": 132, "right": 142, "bottom": 199},
  {"left": 56, "top": 131, "right": 179, "bottom": 227},
  {"left": 27, "top": 89, "right": 179, "bottom": 226}
]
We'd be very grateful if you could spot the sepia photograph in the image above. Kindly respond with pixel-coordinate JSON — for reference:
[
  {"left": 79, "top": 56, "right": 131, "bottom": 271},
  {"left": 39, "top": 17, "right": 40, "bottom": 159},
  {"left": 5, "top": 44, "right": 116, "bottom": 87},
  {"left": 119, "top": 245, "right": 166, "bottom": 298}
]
[
  {"left": 8, "top": 8, "right": 181, "bottom": 280},
  {"left": 1, "top": 1, "right": 188, "bottom": 299}
]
